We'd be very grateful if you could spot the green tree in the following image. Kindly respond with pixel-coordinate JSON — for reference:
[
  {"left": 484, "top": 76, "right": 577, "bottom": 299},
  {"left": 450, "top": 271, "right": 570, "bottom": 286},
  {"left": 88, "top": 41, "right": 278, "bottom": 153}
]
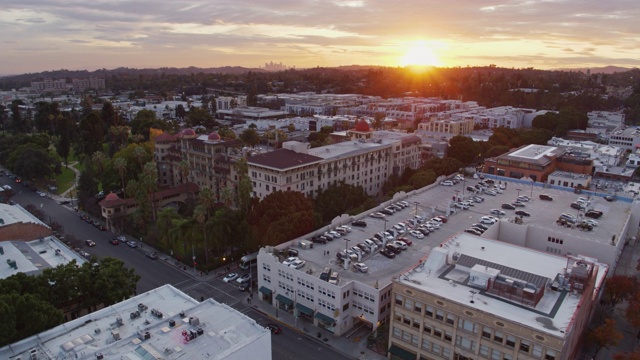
[
  {"left": 55, "top": 113, "right": 74, "bottom": 166},
  {"left": 218, "top": 126, "right": 236, "bottom": 139},
  {"left": 10, "top": 143, "right": 59, "bottom": 182},
  {"left": 447, "top": 135, "right": 479, "bottom": 165},
  {"left": 240, "top": 128, "right": 260, "bottom": 148},
  {"left": 314, "top": 182, "right": 370, "bottom": 223},
  {"left": 113, "top": 157, "right": 127, "bottom": 195},
  {"left": 187, "top": 106, "right": 216, "bottom": 128},
  {"left": 603, "top": 275, "right": 637, "bottom": 307},
  {"left": 76, "top": 111, "right": 105, "bottom": 157},
  {"left": 130, "top": 109, "right": 166, "bottom": 141},
  {"left": 248, "top": 191, "right": 317, "bottom": 247}
]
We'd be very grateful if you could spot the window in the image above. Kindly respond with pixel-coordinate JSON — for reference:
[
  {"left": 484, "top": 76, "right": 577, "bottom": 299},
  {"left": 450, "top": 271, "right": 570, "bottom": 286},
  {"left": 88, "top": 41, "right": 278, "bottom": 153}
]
[
  {"left": 421, "top": 338, "right": 432, "bottom": 351},
  {"left": 506, "top": 335, "right": 516, "bottom": 348},
  {"left": 532, "top": 344, "right": 543, "bottom": 358},
  {"left": 426, "top": 305, "right": 434, "bottom": 317},
  {"left": 392, "top": 326, "right": 402, "bottom": 339},
  {"left": 395, "top": 295, "right": 404, "bottom": 306},
  {"left": 423, "top": 324, "right": 432, "bottom": 334},
  {"left": 482, "top": 328, "right": 492, "bottom": 339},
  {"left": 444, "top": 330, "right": 453, "bottom": 342},
  {"left": 544, "top": 349, "right": 557, "bottom": 360},
  {"left": 433, "top": 328, "right": 442, "bottom": 338},
  {"left": 479, "top": 344, "right": 489, "bottom": 357},
  {"left": 404, "top": 299, "right": 414, "bottom": 310},
  {"left": 458, "top": 319, "right": 478, "bottom": 333},
  {"left": 490, "top": 349, "right": 502, "bottom": 360},
  {"left": 435, "top": 309, "right": 444, "bottom": 321},
  {"left": 493, "top": 331, "right": 503, "bottom": 344},
  {"left": 446, "top": 314, "right": 455, "bottom": 325},
  {"left": 414, "top": 301, "right": 423, "bottom": 313},
  {"left": 520, "top": 340, "right": 530, "bottom": 353},
  {"left": 456, "top": 335, "right": 475, "bottom": 351}
]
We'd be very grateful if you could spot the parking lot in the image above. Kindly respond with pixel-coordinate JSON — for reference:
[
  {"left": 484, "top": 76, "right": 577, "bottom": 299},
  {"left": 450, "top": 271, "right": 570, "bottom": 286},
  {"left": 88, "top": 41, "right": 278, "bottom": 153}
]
[{"left": 282, "top": 175, "right": 634, "bottom": 288}]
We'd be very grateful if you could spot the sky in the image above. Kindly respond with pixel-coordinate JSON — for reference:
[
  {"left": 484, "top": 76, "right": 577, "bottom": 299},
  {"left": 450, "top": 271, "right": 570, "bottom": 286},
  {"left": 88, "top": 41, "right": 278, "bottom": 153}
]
[{"left": 1, "top": 0, "right": 639, "bottom": 75}]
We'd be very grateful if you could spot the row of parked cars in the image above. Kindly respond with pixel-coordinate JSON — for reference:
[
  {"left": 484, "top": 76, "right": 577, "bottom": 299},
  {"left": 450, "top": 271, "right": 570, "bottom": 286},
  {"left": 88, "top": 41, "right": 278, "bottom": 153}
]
[
  {"left": 369, "top": 201, "right": 411, "bottom": 219},
  {"left": 310, "top": 225, "right": 353, "bottom": 244}
]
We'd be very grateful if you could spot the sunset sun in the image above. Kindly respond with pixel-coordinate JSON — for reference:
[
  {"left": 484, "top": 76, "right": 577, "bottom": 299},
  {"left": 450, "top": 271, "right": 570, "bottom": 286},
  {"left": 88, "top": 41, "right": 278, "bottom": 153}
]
[{"left": 400, "top": 42, "right": 441, "bottom": 68}]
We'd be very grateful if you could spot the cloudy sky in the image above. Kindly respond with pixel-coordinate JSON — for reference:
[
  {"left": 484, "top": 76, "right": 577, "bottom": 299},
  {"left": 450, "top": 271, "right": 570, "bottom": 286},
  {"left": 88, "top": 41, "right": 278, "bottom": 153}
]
[{"left": 1, "top": 0, "right": 639, "bottom": 74}]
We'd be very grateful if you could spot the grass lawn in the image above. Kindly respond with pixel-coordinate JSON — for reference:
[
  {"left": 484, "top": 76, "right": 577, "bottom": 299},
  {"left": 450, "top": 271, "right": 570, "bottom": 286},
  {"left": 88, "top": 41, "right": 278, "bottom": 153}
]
[{"left": 55, "top": 166, "right": 76, "bottom": 195}]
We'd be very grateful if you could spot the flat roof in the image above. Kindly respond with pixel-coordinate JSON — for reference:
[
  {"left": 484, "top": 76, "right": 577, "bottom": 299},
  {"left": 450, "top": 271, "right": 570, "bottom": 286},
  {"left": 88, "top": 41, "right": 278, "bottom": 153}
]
[
  {"left": 0, "top": 203, "right": 46, "bottom": 226},
  {"left": 0, "top": 284, "right": 270, "bottom": 360},
  {"left": 399, "top": 235, "right": 608, "bottom": 337},
  {"left": 0, "top": 237, "right": 86, "bottom": 279},
  {"left": 308, "top": 139, "right": 389, "bottom": 160},
  {"left": 509, "top": 144, "right": 560, "bottom": 160}
]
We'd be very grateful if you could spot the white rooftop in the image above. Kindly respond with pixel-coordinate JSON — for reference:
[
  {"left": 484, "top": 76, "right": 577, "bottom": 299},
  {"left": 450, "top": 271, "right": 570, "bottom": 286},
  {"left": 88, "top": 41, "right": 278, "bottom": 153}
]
[
  {"left": 509, "top": 144, "right": 559, "bottom": 160},
  {"left": 0, "top": 237, "right": 87, "bottom": 278},
  {"left": 0, "top": 284, "right": 271, "bottom": 360},
  {"left": 399, "top": 235, "right": 608, "bottom": 338},
  {"left": 0, "top": 203, "right": 44, "bottom": 226}
]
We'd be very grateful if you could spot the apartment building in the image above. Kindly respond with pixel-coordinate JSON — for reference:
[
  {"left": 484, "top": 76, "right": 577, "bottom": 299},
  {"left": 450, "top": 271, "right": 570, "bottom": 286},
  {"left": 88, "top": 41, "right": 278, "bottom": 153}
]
[
  {"left": 154, "top": 129, "right": 244, "bottom": 202},
  {"left": 246, "top": 121, "right": 421, "bottom": 199},
  {"left": 388, "top": 235, "right": 607, "bottom": 360}
]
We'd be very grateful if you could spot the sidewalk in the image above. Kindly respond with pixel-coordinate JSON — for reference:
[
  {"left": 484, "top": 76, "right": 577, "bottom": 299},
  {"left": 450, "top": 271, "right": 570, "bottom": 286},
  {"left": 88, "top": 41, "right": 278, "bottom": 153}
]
[{"left": 246, "top": 290, "right": 388, "bottom": 360}]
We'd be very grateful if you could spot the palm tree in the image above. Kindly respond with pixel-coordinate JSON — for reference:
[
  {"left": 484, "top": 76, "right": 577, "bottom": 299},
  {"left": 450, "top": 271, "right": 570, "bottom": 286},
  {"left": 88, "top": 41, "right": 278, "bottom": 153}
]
[{"left": 113, "top": 157, "right": 127, "bottom": 196}]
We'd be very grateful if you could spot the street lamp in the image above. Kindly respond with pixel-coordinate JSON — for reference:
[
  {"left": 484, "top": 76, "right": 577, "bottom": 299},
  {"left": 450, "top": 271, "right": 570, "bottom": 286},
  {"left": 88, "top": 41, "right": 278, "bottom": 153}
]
[
  {"left": 413, "top": 201, "right": 420, "bottom": 217},
  {"left": 516, "top": 188, "right": 522, "bottom": 199},
  {"left": 530, "top": 179, "right": 534, "bottom": 198},
  {"left": 382, "top": 218, "right": 388, "bottom": 233},
  {"left": 344, "top": 238, "right": 351, "bottom": 252},
  {"left": 454, "top": 190, "right": 460, "bottom": 202}
]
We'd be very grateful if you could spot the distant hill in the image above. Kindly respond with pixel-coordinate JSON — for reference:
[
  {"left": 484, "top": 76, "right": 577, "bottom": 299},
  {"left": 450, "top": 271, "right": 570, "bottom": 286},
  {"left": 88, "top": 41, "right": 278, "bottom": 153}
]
[
  {"left": 0, "top": 66, "right": 267, "bottom": 82},
  {"left": 552, "top": 65, "right": 636, "bottom": 74}
]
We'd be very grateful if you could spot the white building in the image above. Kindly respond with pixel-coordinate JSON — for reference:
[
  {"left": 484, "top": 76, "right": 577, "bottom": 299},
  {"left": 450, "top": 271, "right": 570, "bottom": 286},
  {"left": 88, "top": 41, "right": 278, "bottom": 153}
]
[
  {"left": 0, "top": 284, "right": 271, "bottom": 360},
  {"left": 389, "top": 235, "right": 608, "bottom": 360}
]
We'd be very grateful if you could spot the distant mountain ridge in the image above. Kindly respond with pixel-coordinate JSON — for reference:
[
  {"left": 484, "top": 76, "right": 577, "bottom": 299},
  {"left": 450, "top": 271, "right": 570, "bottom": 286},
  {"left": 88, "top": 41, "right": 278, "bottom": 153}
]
[{"left": 551, "top": 65, "right": 636, "bottom": 74}]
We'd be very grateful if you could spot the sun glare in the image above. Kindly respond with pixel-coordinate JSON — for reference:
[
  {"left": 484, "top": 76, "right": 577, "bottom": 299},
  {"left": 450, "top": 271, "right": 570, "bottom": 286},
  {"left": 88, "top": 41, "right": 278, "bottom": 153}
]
[{"left": 400, "top": 42, "right": 441, "bottom": 68}]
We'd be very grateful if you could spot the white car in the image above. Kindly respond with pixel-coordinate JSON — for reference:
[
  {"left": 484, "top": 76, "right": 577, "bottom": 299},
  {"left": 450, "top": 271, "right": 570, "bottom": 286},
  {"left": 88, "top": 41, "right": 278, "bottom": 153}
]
[
  {"left": 485, "top": 190, "right": 497, "bottom": 196},
  {"left": 409, "top": 230, "right": 424, "bottom": 239},
  {"left": 282, "top": 257, "right": 299, "bottom": 266},
  {"left": 582, "top": 219, "right": 598, "bottom": 227},
  {"left": 455, "top": 202, "right": 469, "bottom": 209},
  {"left": 289, "top": 260, "right": 306, "bottom": 269},
  {"left": 369, "top": 212, "right": 386, "bottom": 219},
  {"left": 354, "top": 263, "right": 369, "bottom": 273},
  {"left": 490, "top": 209, "right": 506, "bottom": 216},
  {"left": 479, "top": 216, "right": 498, "bottom": 225},
  {"left": 223, "top": 273, "right": 239, "bottom": 283},
  {"left": 440, "top": 180, "right": 454, "bottom": 186}
]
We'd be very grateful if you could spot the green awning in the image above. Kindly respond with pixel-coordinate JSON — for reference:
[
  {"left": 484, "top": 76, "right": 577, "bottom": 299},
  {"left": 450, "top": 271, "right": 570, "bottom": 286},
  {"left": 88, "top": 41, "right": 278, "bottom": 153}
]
[
  {"left": 295, "top": 302, "right": 314, "bottom": 316},
  {"left": 275, "top": 294, "right": 293, "bottom": 306},
  {"left": 259, "top": 286, "right": 272, "bottom": 296},
  {"left": 314, "top": 312, "right": 334, "bottom": 324},
  {"left": 388, "top": 344, "right": 417, "bottom": 360}
]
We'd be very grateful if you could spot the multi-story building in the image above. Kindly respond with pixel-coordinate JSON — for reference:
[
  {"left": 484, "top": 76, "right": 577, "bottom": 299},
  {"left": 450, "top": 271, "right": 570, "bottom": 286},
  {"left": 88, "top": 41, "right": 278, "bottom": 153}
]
[
  {"left": 30, "top": 78, "right": 67, "bottom": 92},
  {"left": 388, "top": 235, "right": 607, "bottom": 360},
  {"left": 72, "top": 77, "right": 106, "bottom": 92},
  {"left": 0, "top": 284, "right": 271, "bottom": 360},
  {"left": 418, "top": 117, "right": 475, "bottom": 135},
  {"left": 246, "top": 120, "right": 422, "bottom": 199},
  {"left": 153, "top": 129, "right": 244, "bottom": 202},
  {"left": 608, "top": 124, "right": 640, "bottom": 151}
]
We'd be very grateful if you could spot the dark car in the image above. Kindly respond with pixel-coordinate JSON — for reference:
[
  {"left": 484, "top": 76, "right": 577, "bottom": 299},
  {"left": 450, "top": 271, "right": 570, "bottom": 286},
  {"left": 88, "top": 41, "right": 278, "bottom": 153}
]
[
  {"left": 515, "top": 210, "right": 531, "bottom": 217},
  {"left": 501, "top": 203, "right": 516, "bottom": 210},
  {"left": 380, "top": 248, "right": 396, "bottom": 259},
  {"left": 351, "top": 220, "right": 367, "bottom": 227},
  {"left": 380, "top": 209, "right": 394, "bottom": 215},
  {"left": 109, "top": 238, "right": 120, "bottom": 245},
  {"left": 539, "top": 194, "right": 553, "bottom": 201},
  {"left": 59, "top": 200, "right": 71, "bottom": 205},
  {"left": 465, "top": 228, "right": 482, "bottom": 235},
  {"left": 570, "top": 202, "right": 585, "bottom": 210},
  {"left": 311, "top": 236, "right": 327, "bottom": 244},
  {"left": 266, "top": 324, "right": 282, "bottom": 334},
  {"left": 585, "top": 210, "right": 603, "bottom": 219}
]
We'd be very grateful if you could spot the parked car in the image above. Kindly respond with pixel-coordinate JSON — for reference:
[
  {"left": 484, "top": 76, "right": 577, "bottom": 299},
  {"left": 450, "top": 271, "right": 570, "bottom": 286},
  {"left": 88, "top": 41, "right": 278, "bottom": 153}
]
[
  {"left": 465, "top": 228, "right": 482, "bottom": 235},
  {"left": 539, "top": 194, "right": 553, "bottom": 201},
  {"left": 311, "top": 236, "right": 328, "bottom": 244},
  {"left": 357, "top": 243, "right": 371, "bottom": 253},
  {"left": 369, "top": 212, "right": 386, "bottom": 219},
  {"left": 380, "top": 248, "right": 396, "bottom": 259},
  {"left": 604, "top": 195, "right": 615, "bottom": 202},
  {"left": 434, "top": 215, "right": 448, "bottom": 223},
  {"left": 440, "top": 180, "right": 454, "bottom": 186},
  {"left": 501, "top": 203, "right": 516, "bottom": 210},
  {"left": 397, "top": 237, "right": 412, "bottom": 246},
  {"left": 515, "top": 210, "right": 531, "bottom": 217},
  {"left": 289, "top": 260, "right": 306, "bottom": 269},
  {"left": 146, "top": 252, "right": 158, "bottom": 260},
  {"left": 409, "top": 230, "right": 424, "bottom": 239},
  {"left": 85, "top": 239, "right": 96, "bottom": 247},
  {"left": 490, "top": 209, "right": 506, "bottom": 216},
  {"left": 471, "top": 223, "right": 489, "bottom": 231},
  {"left": 352, "top": 220, "right": 367, "bottom": 227},
  {"left": 109, "top": 238, "right": 120, "bottom": 245},
  {"left": 570, "top": 202, "right": 585, "bottom": 210},
  {"left": 354, "top": 263, "right": 369, "bottom": 273},
  {"left": 585, "top": 210, "right": 603, "bottom": 219},
  {"left": 511, "top": 201, "right": 526, "bottom": 207},
  {"left": 393, "top": 240, "right": 408, "bottom": 250},
  {"left": 223, "top": 273, "right": 239, "bottom": 283},
  {"left": 126, "top": 240, "right": 138, "bottom": 248},
  {"left": 479, "top": 216, "right": 498, "bottom": 225},
  {"left": 282, "top": 257, "right": 299, "bottom": 266}
]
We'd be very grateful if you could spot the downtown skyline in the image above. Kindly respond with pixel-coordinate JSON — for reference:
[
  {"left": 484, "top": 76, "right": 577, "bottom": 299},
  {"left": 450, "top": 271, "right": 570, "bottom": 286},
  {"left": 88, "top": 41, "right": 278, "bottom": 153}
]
[{"left": 1, "top": 0, "right": 639, "bottom": 75}]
